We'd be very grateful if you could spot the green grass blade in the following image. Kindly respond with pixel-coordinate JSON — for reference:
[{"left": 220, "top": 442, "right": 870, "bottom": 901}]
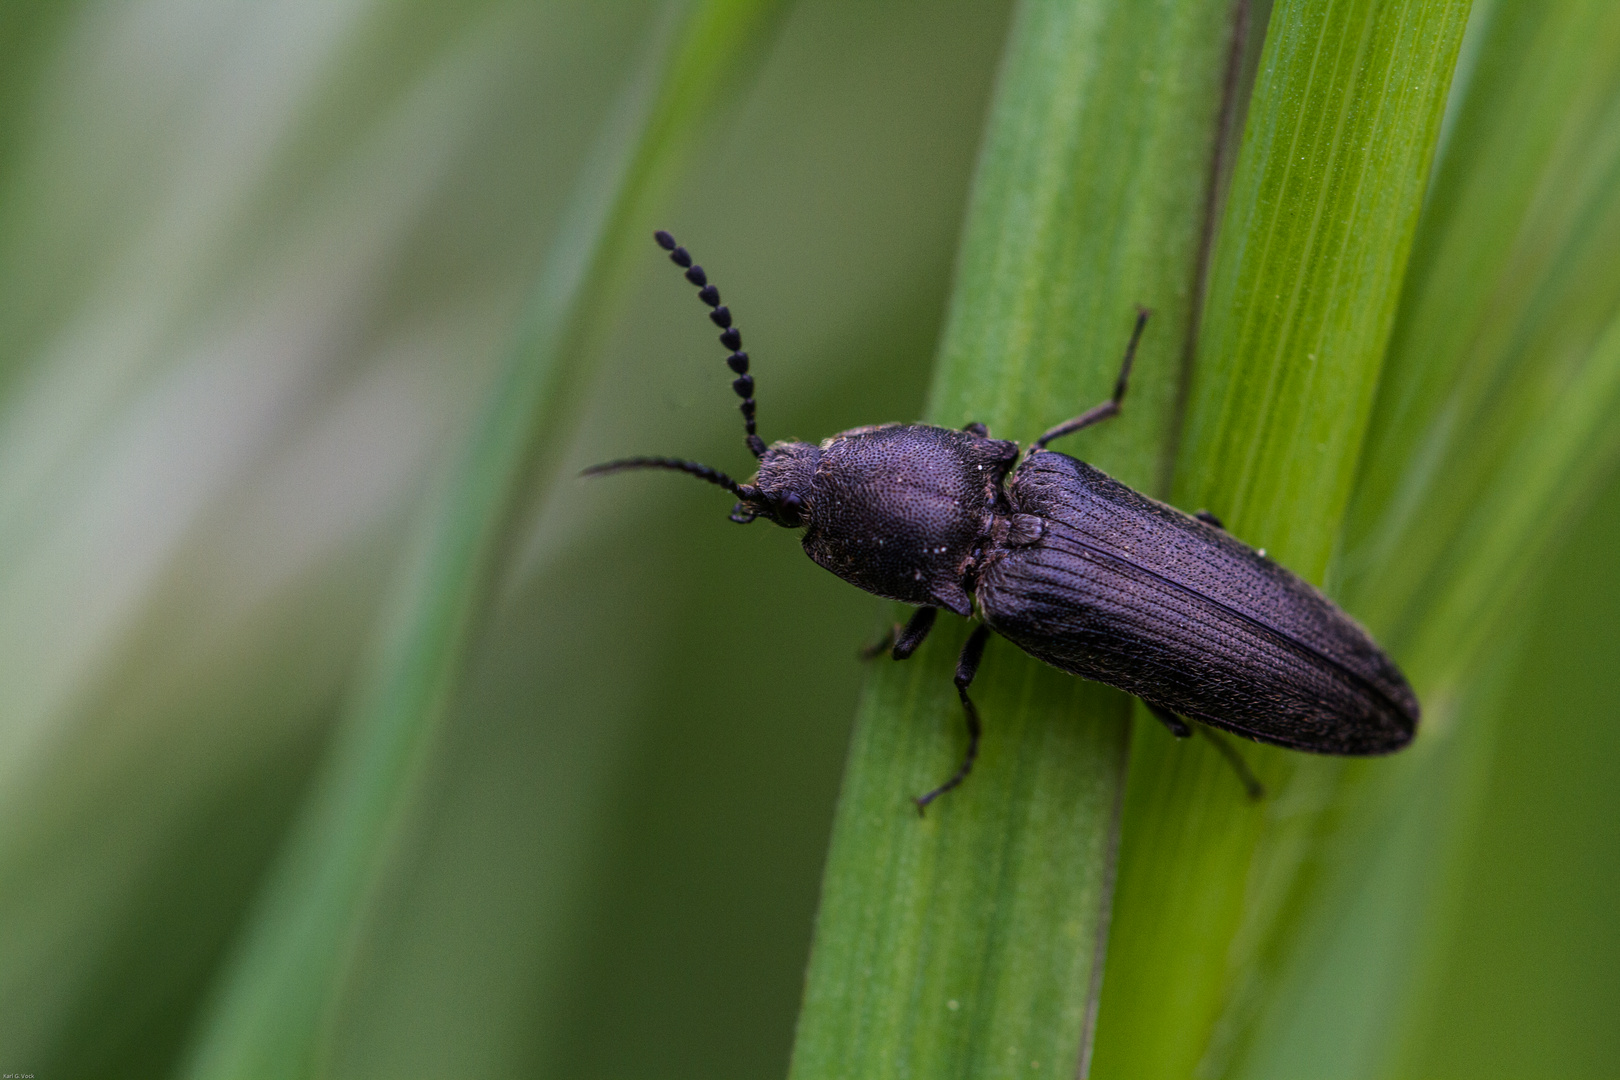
[
  {"left": 1223, "top": 3, "right": 1620, "bottom": 1073},
  {"left": 1343, "top": 0, "right": 1620, "bottom": 686},
  {"left": 1397, "top": 471, "right": 1620, "bottom": 1078},
  {"left": 1088, "top": 2, "right": 1472, "bottom": 1077},
  {"left": 788, "top": 2, "right": 1245, "bottom": 1076},
  {"left": 178, "top": 3, "right": 786, "bottom": 1076}
]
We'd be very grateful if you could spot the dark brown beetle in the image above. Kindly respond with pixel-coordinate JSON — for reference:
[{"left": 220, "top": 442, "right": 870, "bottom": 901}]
[{"left": 589, "top": 232, "right": 1419, "bottom": 808}]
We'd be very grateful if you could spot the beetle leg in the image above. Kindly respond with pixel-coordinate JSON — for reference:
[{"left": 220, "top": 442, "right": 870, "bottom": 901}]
[
  {"left": 914, "top": 624, "right": 992, "bottom": 813},
  {"left": 857, "top": 629, "right": 894, "bottom": 661},
  {"left": 1198, "top": 727, "right": 1266, "bottom": 801},
  {"left": 892, "top": 606, "right": 938, "bottom": 659},
  {"left": 1194, "top": 509, "right": 1225, "bottom": 530},
  {"left": 1145, "top": 701, "right": 1192, "bottom": 738},
  {"left": 1034, "top": 306, "right": 1151, "bottom": 448},
  {"left": 963, "top": 421, "right": 989, "bottom": 437},
  {"left": 858, "top": 606, "right": 937, "bottom": 661},
  {"left": 1149, "top": 702, "right": 1266, "bottom": 801}
]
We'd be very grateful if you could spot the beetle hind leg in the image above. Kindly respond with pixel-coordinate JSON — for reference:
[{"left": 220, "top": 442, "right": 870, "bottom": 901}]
[
  {"left": 1199, "top": 726, "right": 1266, "bottom": 801},
  {"left": 1145, "top": 701, "right": 1192, "bottom": 738},
  {"left": 914, "top": 624, "right": 991, "bottom": 814},
  {"left": 1147, "top": 702, "right": 1265, "bottom": 801}
]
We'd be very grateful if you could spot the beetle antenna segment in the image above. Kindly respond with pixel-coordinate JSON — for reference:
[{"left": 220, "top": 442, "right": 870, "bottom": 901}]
[
  {"left": 1034, "top": 305, "right": 1152, "bottom": 449},
  {"left": 654, "top": 230, "right": 766, "bottom": 459},
  {"left": 581, "top": 456, "right": 749, "bottom": 499}
]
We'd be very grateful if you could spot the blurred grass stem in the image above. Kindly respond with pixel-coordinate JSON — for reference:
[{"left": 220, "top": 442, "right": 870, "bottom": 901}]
[{"left": 179, "top": 3, "right": 784, "bottom": 1076}]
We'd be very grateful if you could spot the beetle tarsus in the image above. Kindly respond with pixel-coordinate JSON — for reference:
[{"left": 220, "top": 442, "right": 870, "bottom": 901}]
[
  {"left": 915, "top": 624, "right": 991, "bottom": 813},
  {"left": 1198, "top": 726, "right": 1266, "bottom": 801},
  {"left": 859, "top": 629, "right": 895, "bottom": 661}
]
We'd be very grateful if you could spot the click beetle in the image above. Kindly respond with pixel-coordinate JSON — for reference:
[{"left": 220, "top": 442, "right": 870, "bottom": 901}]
[{"left": 589, "top": 232, "right": 1420, "bottom": 809}]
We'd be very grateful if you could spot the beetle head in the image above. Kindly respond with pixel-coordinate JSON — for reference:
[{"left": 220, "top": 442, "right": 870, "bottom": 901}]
[
  {"left": 585, "top": 231, "right": 823, "bottom": 529},
  {"left": 745, "top": 440, "right": 820, "bottom": 526},
  {"left": 584, "top": 234, "right": 1020, "bottom": 606}
]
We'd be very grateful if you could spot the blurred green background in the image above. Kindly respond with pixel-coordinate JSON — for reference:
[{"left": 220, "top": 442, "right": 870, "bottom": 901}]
[{"left": 0, "top": 2, "right": 1615, "bottom": 1078}]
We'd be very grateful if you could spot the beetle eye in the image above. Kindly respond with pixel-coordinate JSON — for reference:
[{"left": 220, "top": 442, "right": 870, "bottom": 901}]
[{"left": 778, "top": 491, "right": 804, "bottom": 521}]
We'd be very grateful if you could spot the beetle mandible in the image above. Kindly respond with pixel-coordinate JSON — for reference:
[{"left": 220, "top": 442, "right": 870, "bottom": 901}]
[{"left": 589, "top": 232, "right": 1420, "bottom": 810}]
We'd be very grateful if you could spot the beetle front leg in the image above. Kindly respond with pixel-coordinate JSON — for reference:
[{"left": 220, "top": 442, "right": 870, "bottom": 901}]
[
  {"left": 891, "top": 606, "right": 937, "bottom": 659},
  {"left": 914, "top": 623, "right": 991, "bottom": 813},
  {"left": 859, "top": 606, "right": 938, "bottom": 661}
]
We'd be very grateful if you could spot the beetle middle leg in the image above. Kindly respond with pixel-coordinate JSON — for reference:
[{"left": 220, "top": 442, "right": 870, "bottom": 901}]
[
  {"left": 914, "top": 624, "right": 992, "bottom": 813},
  {"left": 1034, "top": 306, "right": 1152, "bottom": 449}
]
